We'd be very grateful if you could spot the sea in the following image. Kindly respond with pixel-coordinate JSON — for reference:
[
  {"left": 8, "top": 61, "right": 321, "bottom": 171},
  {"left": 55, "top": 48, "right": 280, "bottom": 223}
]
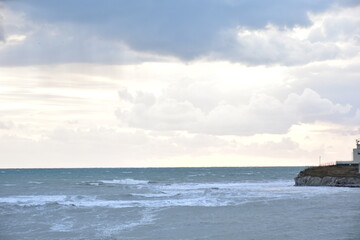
[{"left": 0, "top": 167, "right": 359, "bottom": 240}]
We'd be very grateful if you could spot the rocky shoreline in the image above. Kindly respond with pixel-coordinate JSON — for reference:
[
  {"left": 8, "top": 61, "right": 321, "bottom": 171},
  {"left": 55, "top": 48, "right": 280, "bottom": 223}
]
[{"left": 294, "top": 165, "right": 360, "bottom": 187}]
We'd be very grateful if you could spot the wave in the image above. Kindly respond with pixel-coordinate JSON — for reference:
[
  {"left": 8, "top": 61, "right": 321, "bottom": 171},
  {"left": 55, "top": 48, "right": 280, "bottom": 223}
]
[
  {"left": 153, "top": 180, "right": 294, "bottom": 192},
  {"left": 0, "top": 195, "right": 232, "bottom": 208},
  {"left": 28, "top": 181, "right": 43, "bottom": 185},
  {"left": 1, "top": 179, "right": 354, "bottom": 210},
  {"left": 78, "top": 178, "right": 149, "bottom": 187},
  {"left": 1, "top": 184, "right": 16, "bottom": 187},
  {"left": 131, "top": 192, "right": 181, "bottom": 198},
  {"left": 0, "top": 195, "right": 68, "bottom": 206},
  {"left": 0, "top": 182, "right": 351, "bottom": 209},
  {"left": 79, "top": 182, "right": 105, "bottom": 186},
  {"left": 99, "top": 179, "right": 149, "bottom": 185}
]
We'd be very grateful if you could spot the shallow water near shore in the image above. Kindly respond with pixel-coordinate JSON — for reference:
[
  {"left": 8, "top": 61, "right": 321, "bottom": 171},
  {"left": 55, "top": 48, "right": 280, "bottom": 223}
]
[{"left": 1, "top": 167, "right": 359, "bottom": 240}]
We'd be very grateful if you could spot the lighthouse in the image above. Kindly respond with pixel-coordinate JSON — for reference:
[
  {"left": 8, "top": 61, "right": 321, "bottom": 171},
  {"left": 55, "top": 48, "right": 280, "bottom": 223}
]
[
  {"left": 353, "top": 139, "right": 360, "bottom": 163},
  {"left": 336, "top": 139, "right": 360, "bottom": 167}
]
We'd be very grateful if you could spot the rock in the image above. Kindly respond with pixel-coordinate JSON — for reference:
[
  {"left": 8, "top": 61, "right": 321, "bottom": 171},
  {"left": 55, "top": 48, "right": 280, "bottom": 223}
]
[
  {"left": 295, "top": 175, "right": 360, "bottom": 187},
  {"left": 294, "top": 166, "right": 360, "bottom": 187}
]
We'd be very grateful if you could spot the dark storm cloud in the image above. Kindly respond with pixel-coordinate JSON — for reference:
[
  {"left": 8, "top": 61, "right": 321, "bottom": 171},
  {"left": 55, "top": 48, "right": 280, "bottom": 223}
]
[{"left": 6, "top": 0, "right": 356, "bottom": 62}]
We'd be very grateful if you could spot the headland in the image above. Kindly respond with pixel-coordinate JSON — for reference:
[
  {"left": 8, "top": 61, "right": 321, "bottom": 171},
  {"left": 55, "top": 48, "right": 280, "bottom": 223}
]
[
  {"left": 295, "top": 139, "right": 360, "bottom": 187},
  {"left": 295, "top": 165, "right": 360, "bottom": 187}
]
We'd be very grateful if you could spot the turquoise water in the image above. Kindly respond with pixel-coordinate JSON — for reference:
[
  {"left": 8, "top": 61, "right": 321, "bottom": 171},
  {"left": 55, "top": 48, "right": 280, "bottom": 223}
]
[{"left": 1, "top": 167, "right": 359, "bottom": 239}]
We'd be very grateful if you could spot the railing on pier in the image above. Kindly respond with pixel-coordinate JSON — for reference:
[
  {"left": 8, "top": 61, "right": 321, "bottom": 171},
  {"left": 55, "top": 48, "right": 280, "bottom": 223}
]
[{"left": 319, "top": 161, "right": 336, "bottom": 167}]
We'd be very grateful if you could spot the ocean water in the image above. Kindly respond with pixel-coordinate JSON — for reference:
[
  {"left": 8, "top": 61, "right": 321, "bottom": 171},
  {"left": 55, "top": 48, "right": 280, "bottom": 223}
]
[{"left": 0, "top": 167, "right": 359, "bottom": 240}]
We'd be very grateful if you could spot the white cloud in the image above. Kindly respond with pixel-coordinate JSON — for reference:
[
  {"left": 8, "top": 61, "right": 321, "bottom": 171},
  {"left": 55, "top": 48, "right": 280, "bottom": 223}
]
[
  {"left": 0, "top": 125, "right": 233, "bottom": 168},
  {"left": 1, "top": 57, "right": 358, "bottom": 168},
  {"left": 210, "top": 6, "right": 360, "bottom": 65},
  {"left": 117, "top": 86, "right": 353, "bottom": 135},
  {"left": 217, "top": 25, "right": 339, "bottom": 65},
  {"left": 307, "top": 6, "right": 360, "bottom": 42},
  {"left": 0, "top": 120, "right": 13, "bottom": 129},
  {"left": 0, "top": 122, "right": 329, "bottom": 168},
  {"left": 117, "top": 96, "right": 203, "bottom": 131},
  {"left": 285, "top": 88, "right": 352, "bottom": 120},
  {"left": 286, "top": 56, "right": 360, "bottom": 110}
]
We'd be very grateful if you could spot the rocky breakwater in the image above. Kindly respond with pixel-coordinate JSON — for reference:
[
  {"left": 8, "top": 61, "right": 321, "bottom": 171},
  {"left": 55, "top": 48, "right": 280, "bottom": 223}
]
[{"left": 295, "top": 165, "right": 360, "bottom": 187}]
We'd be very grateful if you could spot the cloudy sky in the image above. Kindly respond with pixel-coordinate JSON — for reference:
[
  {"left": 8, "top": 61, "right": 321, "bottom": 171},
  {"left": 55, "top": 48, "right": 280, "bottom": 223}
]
[{"left": 1, "top": 0, "right": 360, "bottom": 168}]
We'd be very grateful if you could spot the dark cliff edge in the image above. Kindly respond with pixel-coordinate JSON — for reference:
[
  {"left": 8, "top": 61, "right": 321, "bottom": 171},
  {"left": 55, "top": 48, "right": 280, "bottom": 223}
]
[{"left": 294, "top": 165, "right": 360, "bottom": 187}]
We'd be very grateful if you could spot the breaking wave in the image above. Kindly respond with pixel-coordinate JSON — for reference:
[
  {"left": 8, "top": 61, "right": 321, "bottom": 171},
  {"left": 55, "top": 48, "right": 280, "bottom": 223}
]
[
  {"left": 0, "top": 180, "right": 350, "bottom": 209},
  {"left": 100, "top": 179, "right": 149, "bottom": 185}
]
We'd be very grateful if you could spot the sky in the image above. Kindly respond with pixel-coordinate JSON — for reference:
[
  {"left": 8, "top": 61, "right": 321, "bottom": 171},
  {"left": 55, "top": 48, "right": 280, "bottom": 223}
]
[{"left": 0, "top": 0, "right": 360, "bottom": 168}]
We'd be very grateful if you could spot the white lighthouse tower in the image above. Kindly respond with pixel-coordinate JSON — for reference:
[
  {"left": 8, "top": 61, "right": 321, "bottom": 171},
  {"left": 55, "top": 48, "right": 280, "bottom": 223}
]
[{"left": 353, "top": 139, "right": 360, "bottom": 164}]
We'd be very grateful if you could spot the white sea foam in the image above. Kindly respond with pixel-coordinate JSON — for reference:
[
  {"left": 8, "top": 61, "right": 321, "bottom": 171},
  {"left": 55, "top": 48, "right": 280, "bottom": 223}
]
[
  {"left": 100, "top": 208, "right": 157, "bottom": 237},
  {"left": 0, "top": 195, "right": 68, "bottom": 206},
  {"left": 0, "top": 180, "right": 354, "bottom": 209},
  {"left": 50, "top": 221, "right": 74, "bottom": 232},
  {"left": 131, "top": 192, "right": 181, "bottom": 198},
  {"left": 100, "top": 179, "right": 149, "bottom": 185},
  {"left": 2, "top": 183, "right": 16, "bottom": 187},
  {"left": 82, "top": 182, "right": 104, "bottom": 186},
  {"left": 28, "top": 181, "right": 43, "bottom": 184},
  {"left": 152, "top": 180, "right": 293, "bottom": 192},
  {"left": 0, "top": 194, "right": 232, "bottom": 208}
]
